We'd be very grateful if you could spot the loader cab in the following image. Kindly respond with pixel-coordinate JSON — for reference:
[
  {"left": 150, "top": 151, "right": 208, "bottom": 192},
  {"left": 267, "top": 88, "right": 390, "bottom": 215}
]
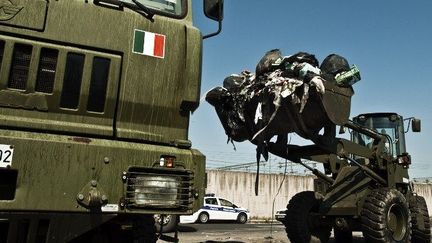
[{"left": 352, "top": 113, "right": 408, "bottom": 158}]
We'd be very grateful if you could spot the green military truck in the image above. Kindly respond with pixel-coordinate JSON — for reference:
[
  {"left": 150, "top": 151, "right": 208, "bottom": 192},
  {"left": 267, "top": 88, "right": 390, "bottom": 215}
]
[{"left": 0, "top": 0, "right": 223, "bottom": 242}]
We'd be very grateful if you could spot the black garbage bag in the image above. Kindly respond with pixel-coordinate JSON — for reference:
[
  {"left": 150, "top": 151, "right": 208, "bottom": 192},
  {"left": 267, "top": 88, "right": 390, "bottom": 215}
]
[
  {"left": 223, "top": 75, "right": 246, "bottom": 93},
  {"left": 255, "top": 49, "right": 282, "bottom": 77},
  {"left": 205, "top": 87, "right": 254, "bottom": 142},
  {"left": 320, "top": 54, "right": 350, "bottom": 82}
]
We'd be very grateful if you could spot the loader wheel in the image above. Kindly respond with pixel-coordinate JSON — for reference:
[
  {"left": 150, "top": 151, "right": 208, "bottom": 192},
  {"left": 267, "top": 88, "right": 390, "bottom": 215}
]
[
  {"left": 361, "top": 188, "right": 411, "bottom": 243},
  {"left": 409, "top": 195, "right": 431, "bottom": 243},
  {"left": 284, "top": 191, "right": 331, "bottom": 243}
]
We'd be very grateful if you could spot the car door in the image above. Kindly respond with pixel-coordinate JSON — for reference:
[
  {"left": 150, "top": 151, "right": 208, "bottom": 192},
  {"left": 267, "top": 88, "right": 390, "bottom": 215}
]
[
  {"left": 204, "top": 197, "right": 221, "bottom": 220},
  {"left": 218, "top": 198, "right": 238, "bottom": 220}
]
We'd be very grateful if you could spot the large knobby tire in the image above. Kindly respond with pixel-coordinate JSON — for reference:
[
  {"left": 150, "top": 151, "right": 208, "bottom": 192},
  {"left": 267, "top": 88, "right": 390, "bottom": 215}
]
[
  {"left": 237, "top": 213, "right": 248, "bottom": 224},
  {"left": 198, "top": 212, "right": 209, "bottom": 224},
  {"left": 409, "top": 195, "right": 431, "bottom": 243},
  {"left": 284, "top": 191, "right": 331, "bottom": 243},
  {"left": 361, "top": 188, "right": 411, "bottom": 243}
]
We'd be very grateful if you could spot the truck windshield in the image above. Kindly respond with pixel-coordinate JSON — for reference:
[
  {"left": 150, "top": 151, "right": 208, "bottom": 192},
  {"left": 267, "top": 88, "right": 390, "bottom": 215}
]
[{"left": 122, "top": 0, "right": 184, "bottom": 17}]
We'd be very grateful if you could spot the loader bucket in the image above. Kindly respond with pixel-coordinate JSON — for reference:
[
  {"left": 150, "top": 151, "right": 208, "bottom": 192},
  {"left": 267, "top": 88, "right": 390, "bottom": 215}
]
[{"left": 321, "top": 82, "right": 354, "bottom": 126}]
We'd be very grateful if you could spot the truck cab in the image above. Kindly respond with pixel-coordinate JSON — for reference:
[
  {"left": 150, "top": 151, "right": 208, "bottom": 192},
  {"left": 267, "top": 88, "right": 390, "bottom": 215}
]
[
  {"left": 0, "top": 0, "right": 223, "bottom": 242},
  {"left": 352, "top": 113, "right": 420, "bottom": 158}
]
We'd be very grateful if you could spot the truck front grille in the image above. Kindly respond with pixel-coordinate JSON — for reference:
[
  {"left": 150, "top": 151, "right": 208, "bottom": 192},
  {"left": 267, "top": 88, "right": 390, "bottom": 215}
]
[
  {"left": 0, "top": 35, "right": 119, "bottom": 115},
  {"left": 125, "top": 168, "right": 194, "bottom": 211},
  {"left": 60, "top": 53, "right": 85, "bottom": 109},
  {"left": 8, "top": 44, "right": 32, "bottom": 90},
  {"left": 0, "top": 41, "right": 5, "bottom": 73},
  {"left": 87, "top": 57, "right": 111, "bottom": 112},
  {"left": 35, "top": 48, "right": 59, "bottom": 94}
]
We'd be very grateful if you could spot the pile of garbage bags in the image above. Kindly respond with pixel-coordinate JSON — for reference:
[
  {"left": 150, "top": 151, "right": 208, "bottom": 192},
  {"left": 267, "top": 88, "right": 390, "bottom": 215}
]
[{"left": 206, "top": 50, "right": 361, "bottom": 150}]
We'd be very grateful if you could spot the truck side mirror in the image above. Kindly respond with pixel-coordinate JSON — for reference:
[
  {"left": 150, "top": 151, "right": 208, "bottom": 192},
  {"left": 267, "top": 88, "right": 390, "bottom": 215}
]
[
  {"left": 412, "top": 118, "right": 421, "bottom": 132},
  {"left": 204, "top": 0, "right": 224, "bottom": 21},
  {"left": 203, "top": 0, "right": 224, "bottom": 39}
]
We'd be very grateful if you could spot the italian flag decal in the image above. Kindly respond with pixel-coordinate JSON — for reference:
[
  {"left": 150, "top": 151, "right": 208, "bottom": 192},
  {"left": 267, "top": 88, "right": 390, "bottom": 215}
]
[{"left": 133, "top": 29, "right": 166, "bottom": 58}]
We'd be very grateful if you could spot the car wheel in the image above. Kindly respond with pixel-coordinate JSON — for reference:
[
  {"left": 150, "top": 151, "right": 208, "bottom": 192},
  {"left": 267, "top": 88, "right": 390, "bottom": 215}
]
[
  {"left": 154, "top": 214, "right": 178, "bottom": 233},
  {"left": 237, "top": 213, "right": 247, "bottom": 224},
  {"left": 198, "top": 212, "right": 209, "bottom": 224}
]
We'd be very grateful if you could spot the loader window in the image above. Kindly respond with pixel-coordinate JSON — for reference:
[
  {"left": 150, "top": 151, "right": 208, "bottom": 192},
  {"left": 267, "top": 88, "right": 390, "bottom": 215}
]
[{"left": 353, "top": 115, "right": 406, "bottom": 158}]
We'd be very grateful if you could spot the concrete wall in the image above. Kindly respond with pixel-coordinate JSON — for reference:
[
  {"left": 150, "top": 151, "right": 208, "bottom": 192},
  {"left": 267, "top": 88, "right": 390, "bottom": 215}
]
[
  {"left": 414, "top": 183, "right": 432, "bottom": 216},
  {"left": 206, "top": 170, "right": 314, "bottom": 218},
  {"left": 206, "top": 170, "right": 432, "bottom": 218}
]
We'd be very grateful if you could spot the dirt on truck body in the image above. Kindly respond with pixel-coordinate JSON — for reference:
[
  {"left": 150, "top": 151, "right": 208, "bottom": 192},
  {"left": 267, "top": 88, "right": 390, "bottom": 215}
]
[{"left": 0, "top": 0, "right": 224, "bottom": 242}]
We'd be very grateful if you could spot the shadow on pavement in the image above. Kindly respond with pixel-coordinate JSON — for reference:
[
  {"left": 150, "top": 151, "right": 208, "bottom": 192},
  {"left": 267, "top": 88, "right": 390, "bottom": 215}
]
[
  {"left": 200, "top": 241, "right": 245, "bottom": 243},
  {"left": 198, "top": 237, "right": 365, "bottom": 243},
  {"left": 177, "top": 225, "right": 198, "bottom": 232},
  {"left": 329, "top": 236, "right": 365, "bottom": 242}
]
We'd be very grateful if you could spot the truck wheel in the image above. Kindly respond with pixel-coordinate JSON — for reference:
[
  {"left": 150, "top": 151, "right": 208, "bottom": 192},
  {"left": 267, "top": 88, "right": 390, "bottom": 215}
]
[
  {"left": 237, "top": 213, "right": 248, "bottom": 224},
  {"left": 334, "top": 229, "right": 352, "bottom": 243},
  {"left": 361, "top": 188, "right": 411, "bottom": 243},
  {"left": 284, "top": 191, "right": 331, "bottom": 243},
  {"left": 198, "top": 212, "right": 209, "bottom": 223},
  {"left": 132, "top": 215, "right": 158, "bottom": 243},
  {"left": 154, "top": 214, "right": 178, "bottom": 233},
  {"left": 409, "top": 195, "right": 431, "bottom": 243}
]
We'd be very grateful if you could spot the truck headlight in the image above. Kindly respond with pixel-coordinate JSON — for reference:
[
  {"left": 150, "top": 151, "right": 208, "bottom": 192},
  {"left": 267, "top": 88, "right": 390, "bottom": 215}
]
[
  {"left": 133, "top": 176, "right": 180, "bottom": 207},
  {"left": 125, "top": 168, "right": 194, "bottom": 210}
]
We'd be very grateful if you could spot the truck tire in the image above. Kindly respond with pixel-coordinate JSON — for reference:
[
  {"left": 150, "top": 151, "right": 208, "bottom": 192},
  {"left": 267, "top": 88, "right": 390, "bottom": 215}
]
[
  {"left": 198, "top": 212, "right": 209, "bottom": 223},
  {"left": 284, "top": 191, "right": 331, "bottom": 243},
  {"left": 334, "top": 229, "right": 352, "bottom": 243},
  {"left": 409, "top": 195, "right": 431, "bottom": 243},
  {"left": 154, "top": 214, "right": 178, "bottom": 233},
  {"left": 132, "top": 215, "right": 158, "bottom": 243},
  {"left": 361, "top": 188, "right": 411, "bottom": 243}
]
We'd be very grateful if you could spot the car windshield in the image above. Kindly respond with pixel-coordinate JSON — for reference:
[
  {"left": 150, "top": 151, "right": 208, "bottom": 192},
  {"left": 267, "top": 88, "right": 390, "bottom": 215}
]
[{"left": 123, "top": 0, "right": 184, "bottom": 16}]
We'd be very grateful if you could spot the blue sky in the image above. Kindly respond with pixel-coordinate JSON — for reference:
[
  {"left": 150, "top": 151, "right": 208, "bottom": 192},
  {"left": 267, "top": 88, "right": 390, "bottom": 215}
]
[{"left": 189, "top": 1, "right": 432, "bottom": 178}]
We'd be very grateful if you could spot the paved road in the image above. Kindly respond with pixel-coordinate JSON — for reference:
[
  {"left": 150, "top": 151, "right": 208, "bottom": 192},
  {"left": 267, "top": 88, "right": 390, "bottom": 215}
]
[{"left": 159, "top": 223, "right": 366, "bottom": 243}]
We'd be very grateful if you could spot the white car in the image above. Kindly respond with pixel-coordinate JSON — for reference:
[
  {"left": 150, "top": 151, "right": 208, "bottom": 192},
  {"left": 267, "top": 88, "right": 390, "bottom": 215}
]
[
  {"left": 180, "top": 195, "right": 250, "bottom": 224},
  {"left": 275, "top": 209, "right": 286, "bottom": 223}
]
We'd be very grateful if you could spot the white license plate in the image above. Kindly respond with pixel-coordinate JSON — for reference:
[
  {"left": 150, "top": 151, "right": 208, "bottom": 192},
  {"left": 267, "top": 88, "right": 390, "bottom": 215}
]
[{"left": 0, "top": 144, "right": 14, "bottom": 168}]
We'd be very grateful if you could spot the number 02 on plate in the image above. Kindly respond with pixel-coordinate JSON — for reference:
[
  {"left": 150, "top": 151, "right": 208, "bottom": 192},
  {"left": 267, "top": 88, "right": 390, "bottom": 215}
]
[{"left": 0, "top": 144, "right": 14, "bottom": 168}]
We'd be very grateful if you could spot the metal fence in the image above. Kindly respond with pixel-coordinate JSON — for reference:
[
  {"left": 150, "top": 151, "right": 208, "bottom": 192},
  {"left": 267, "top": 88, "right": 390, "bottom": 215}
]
[
  {"left": 412, "top": 177, "right": 432, "bottom": 183},
  {"left": 208, "top": 157, "right": 320, "bottom": 175}
]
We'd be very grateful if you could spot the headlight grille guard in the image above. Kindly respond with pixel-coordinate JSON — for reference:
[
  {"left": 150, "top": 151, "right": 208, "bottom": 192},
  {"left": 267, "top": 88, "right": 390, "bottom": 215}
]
[{"left": 124, "top": 167, "right": 194, "bottom": 211}]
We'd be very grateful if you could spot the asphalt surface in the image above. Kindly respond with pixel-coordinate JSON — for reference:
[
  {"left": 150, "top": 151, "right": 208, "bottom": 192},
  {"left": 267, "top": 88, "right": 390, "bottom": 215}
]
[{"left": 159, "top": 222, "right": 366, "bottom": 243}]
